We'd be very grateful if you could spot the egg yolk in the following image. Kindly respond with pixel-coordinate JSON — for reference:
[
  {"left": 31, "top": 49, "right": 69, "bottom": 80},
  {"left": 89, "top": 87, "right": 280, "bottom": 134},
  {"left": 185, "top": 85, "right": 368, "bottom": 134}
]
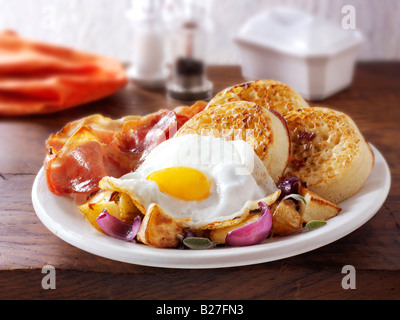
[{"left": 146, "top": 167, "right": 212, "bottom": 201}]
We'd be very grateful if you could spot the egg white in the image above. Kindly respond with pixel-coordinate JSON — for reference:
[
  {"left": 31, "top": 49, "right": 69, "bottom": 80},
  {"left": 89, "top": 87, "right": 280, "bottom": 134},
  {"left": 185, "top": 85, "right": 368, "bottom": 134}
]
[{"left": 106, "top": 135, "right": 278, "bottom": 229}]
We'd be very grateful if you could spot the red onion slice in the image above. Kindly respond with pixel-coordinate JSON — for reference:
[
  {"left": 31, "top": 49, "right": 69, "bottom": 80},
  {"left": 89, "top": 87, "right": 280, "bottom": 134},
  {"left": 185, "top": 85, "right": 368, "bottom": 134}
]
[
  {"left": 277, "top": 176, "right": 307, "bottom": 197},
  {"left": 225, "top": 202, "right": 272, "bottom": 247},
  {"left": 97, "top": 209, "right": 141, "bottom": 242}
]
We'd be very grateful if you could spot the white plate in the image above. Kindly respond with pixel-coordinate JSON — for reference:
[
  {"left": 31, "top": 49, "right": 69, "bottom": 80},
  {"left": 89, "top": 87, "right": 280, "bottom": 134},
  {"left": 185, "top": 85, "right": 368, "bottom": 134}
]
[{"left": 32, "top": 145, "right": 391, "bottom": 269}]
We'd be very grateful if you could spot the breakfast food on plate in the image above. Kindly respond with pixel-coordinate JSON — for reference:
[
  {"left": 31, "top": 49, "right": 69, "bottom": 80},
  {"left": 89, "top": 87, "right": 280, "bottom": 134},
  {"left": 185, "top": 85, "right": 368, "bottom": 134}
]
[
  {"left": 283, "top": 106, "right": 374, "bottom": 204},
  {"left": 137, "top": 203, "right": 185, "bottom": 248},
  {"left": 176, "top": 101, "right": 290, "bottom": 184},
  {"left": 207, "top": 79, "right": 310, "bottom": 116},
  {"left": 270, "top": 199, "right": 303, "bottom": 236},
  {"left": 297, "top": 184, "right": 342, "bottom": 223},
  {"left": 98, "top": 134, "right": 278, "bottom": 232},
  {"left": 43, "top": 79, "right": 375, "bottom": 250},
  {"left": 78, "top": 189, "right": 141, "bottom": 232},
  {"left": 44, "top": 101, "right": 207, "bottom": 198}
]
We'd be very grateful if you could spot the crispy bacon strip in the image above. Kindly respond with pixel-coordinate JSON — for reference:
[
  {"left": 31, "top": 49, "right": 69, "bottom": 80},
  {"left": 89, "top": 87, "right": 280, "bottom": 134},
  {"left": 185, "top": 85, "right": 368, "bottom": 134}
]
[{"left": 45, "top": 101, "right": 207, "bottom": 197}]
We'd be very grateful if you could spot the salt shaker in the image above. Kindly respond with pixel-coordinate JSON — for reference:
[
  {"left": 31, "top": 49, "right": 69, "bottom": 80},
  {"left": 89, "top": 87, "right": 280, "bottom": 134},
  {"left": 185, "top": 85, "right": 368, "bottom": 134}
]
[
  {"left": 126, "top": 0, "right": 168, "bottom": 88},
  {"left": 166, "top": 0, "right": 213, "bottom": 101}
]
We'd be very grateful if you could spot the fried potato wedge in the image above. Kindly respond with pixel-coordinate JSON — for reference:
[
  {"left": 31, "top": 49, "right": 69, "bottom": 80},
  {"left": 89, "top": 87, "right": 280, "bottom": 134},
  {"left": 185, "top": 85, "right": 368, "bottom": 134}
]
[
  {"left": 298, "top": 185, "right": 342, "bottom": 223},
  {"left": 272, "top": 200, "right": 303, "bottom": 236},
  {"left": 78, "top": 190, "right": 141, "bottom": 232},
  {"left": 137, "top": 204, "right": 185, "bottom": 248},
  {"left": 78, "top": 190, "right": 119, "bottom": 232},
  {"left": 117, "top": 192, "right": 141, "bottom": 224}
]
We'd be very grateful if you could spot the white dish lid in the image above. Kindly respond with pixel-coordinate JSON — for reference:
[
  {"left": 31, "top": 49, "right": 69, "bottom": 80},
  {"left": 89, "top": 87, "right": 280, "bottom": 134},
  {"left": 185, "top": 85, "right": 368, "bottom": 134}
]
[{"left": 236, "top": 7, "right": 364, "bottom": 57}]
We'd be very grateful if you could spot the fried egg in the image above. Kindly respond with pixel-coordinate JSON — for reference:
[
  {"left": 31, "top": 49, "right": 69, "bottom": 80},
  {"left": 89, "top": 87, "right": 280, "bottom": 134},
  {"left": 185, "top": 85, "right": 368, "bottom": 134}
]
[{"left": 100, "top": 134, "right": 278, "bottom": 230}]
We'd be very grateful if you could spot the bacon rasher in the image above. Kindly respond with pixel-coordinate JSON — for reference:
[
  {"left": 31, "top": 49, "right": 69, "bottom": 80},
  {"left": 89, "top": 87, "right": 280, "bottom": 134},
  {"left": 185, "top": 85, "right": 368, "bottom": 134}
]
[{"left": 45, "top": 101, "right": 207, "bottom": 198}]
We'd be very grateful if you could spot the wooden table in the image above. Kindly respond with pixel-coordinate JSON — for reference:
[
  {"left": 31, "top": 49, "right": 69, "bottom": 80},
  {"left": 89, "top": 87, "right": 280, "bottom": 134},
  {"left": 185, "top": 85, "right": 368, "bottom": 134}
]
[{"left": 0, "top": 64, "right": 399, "bottom": 301}]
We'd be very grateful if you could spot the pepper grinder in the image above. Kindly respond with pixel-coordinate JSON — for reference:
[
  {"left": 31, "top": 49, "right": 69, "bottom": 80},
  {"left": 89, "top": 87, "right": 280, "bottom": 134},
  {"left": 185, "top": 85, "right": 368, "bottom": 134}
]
[
  {"left": 126, "top": 0, "right": 168, "bottom": 88},
  {"left": 166, "top": 0, "right": 213, "bottom": 101}
]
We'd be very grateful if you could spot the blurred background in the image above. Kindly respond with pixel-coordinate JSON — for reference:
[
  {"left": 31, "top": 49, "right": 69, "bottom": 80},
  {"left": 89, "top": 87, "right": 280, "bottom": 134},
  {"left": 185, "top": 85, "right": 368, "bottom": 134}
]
[{"left": 1, "top": 0, "right": 399, "bottom": 65}]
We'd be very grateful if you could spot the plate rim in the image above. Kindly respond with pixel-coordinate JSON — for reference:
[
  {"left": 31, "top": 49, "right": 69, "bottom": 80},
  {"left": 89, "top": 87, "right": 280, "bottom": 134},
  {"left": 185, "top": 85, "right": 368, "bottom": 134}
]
[{"left": 32, "top": 144, "right": 391, "bottom": 269}]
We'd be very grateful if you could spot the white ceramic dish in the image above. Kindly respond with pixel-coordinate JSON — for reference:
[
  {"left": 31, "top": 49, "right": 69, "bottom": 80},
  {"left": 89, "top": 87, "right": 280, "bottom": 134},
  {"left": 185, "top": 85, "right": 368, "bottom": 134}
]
[
  {"left": 235, "top": 7, "right": 364, "bottom": 100},
  {"left": 32, "top": 145, "right": 390, "bottom": 269}
]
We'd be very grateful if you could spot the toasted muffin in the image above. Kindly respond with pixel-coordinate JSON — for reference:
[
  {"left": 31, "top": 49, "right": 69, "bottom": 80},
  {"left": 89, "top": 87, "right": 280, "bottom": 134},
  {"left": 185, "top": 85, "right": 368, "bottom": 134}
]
[
  {"left": 207, "top": 80, "right": 310, "bottom": 116},
  {"left": 175, "top": 101, "right": 290, "bottom": 184},
  {"left": 283, "top": 107, "right": 374, "bottom": 204}
]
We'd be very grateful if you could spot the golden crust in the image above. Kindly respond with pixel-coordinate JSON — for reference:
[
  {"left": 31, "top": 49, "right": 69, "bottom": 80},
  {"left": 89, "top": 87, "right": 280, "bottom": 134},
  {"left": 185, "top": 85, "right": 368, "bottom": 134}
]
[
  {"left": 207, "top": 80, "right": 309, "bottom": 116},
  {"left": 137, "top": 203, "right": 185, "bottom": 248},
  {"left": 177, "top": 101, "right": 273, "bottom": 162},
  {"left": 283, "top": 107, "right": 374, "bottom": 203},
  {"left": 176, "top": 101, "right": 290, "bottom": 183},
  {"left": 271, "top": 199, "right": 303, "bottom": 236},
  {"left": 298, "top": 185, "right": 342, "bottom": 223}
]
